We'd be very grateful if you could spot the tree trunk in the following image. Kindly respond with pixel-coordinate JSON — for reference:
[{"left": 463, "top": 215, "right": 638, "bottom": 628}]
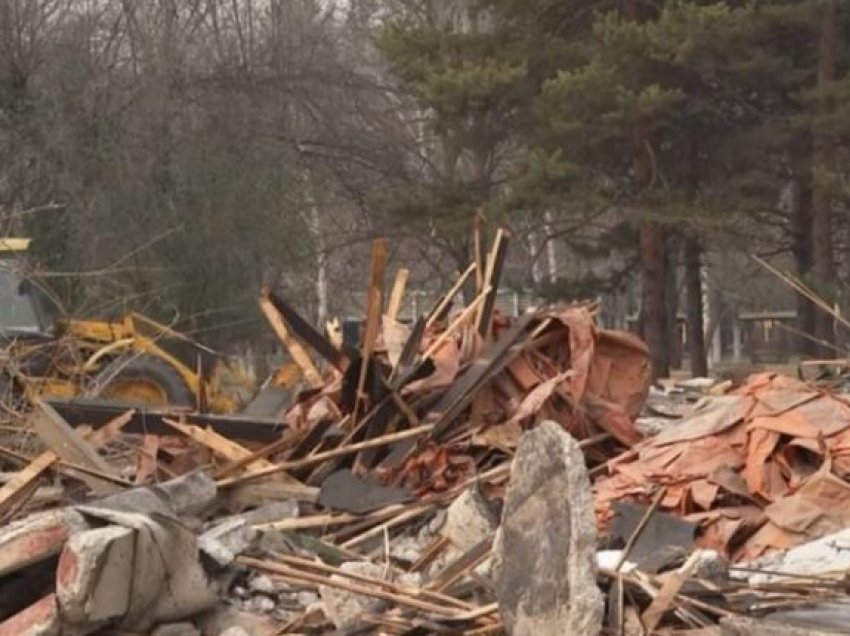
[
  {"left": 682, "top": 135, "right": 708, "bottom": 373},
  {"left": 684, "top": 235, "right": 709, "bottom": 377},
  {"left": 626, "top": 0, "right": 667, "bottom": 380},
  {"left": 640, "top": 223, "right": 669, "bottom": 379},
  {"left": 791, "top": 180, "right": 816, "bottom": 355},
  {"left": 665, "top": 233, "right": 682, "bottom": 370},
  {"left": 811, "top": 0, "right": 838, "bottom": 353}
]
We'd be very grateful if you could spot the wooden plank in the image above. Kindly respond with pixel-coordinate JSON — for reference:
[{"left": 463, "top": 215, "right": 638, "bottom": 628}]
[
  {"left": 275, "top": 553, "right": 474, "bottom": 610},
  {"left": 422, "top": 286, "right": 490, "bottom": 360},
  {"left": 426, "top": 263, "right": 476, "bottom": 328},
  {"left": 264, "top": 289, "right": 349, "bottom": 371},
  {"left": 30, "top": 398, "right": 120, "bottom": 495},
  {"left": 390, "top": 315, "right": 426, "bottom": 381},
  {"left": 162, "top": 417, "right": 274, "bottom": 472},
  {"left": 473, "top": 210, "right": 486, "bottom": 292},
  {"left": 386, "top": 268, "right": 409, "bottom": 322},
  {"left": 353, "top": 239, "right": 388, "bottom": 424},
  {"left": 238, "top": 556, "right": 462, "bottom": 618},
  {"left": 0, "top": 409, "right": 134, "bottom": 515},
  {"left": 641, "top": 551, "right": 702, "bottom": 631},
  {"left": 474, "top": 228, "right": 510, "bottom": 337},
  {"left": 217, "top": 424, "right": 433, "bottom": 488},
  {"left": 259, "top": 291, "right": 323, "bottom": 388},
  {"left": 215, "top": 427, "right": 305, "bottom": 479},
  {"left": 0, "top": 452, "right": 57, "bottom": 516}
]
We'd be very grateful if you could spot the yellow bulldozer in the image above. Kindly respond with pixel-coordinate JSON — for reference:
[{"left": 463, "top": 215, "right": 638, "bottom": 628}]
[{"left": 0, "top": 238, "right": 241, "bottom": 413}]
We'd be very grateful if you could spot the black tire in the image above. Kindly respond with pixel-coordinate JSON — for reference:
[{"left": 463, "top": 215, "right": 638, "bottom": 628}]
[{"left": 95, "top": 353, "right": 195, "bottom": 408}]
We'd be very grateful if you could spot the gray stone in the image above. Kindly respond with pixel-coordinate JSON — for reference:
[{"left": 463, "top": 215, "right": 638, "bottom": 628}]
[
  {"left": 195, "top": 604, "right": 279, "bottom": 636},
  {"left": 199, "top": 518, "right": 257, "bottom": 566},
  {"left": 440, "top": 485, "right": 498, "bottom": 551},
  {"left": 296, "top": 591, "right": 319, "bottom": 607},
  {"left": 218, "top": 628, "right": 250, "bottom": 636},
  {"left": 319, "top": 561, "right": 386, "bottom": 629},
  {"left": 151, "top": 622, "right": 201, "bottom": 636},
  {"left": 248, "top": 574, "right": 275, "bottom": 595},
  {"left": 493, "top": 421, "right": 604, "bottom": 636},
  {"left": 241, "top": 500, "right": 298, "bottom": 525},
  {"left": 248, "top": 596, "right": 276, "bottom": 613}
]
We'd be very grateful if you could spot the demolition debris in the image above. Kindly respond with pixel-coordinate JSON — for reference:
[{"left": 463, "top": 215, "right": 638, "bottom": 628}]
[{"left": 2, "top": 229, "right": 850, "bottom": 635}]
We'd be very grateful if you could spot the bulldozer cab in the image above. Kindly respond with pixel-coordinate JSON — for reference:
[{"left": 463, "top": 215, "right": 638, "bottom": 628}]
[{"left": 0, "top": 240, "right": 58, "bottom": 339}]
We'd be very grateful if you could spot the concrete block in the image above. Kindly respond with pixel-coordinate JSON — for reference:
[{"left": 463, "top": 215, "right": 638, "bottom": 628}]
[
  {"left": 56, "top": 525, "right": 134, "bottom": 626},
  {"left": 0, "top": 594, "right": 59, "bottom": 636},
  {"left": 0, "top": 509, "right": 87, "bottom": 577}
]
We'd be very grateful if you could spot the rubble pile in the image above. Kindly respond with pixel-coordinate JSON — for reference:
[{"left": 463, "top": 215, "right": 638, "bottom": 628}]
[
  {"left": 596, "top": 373, "right": 850, "bottom": 560},
  {"left": 2, "top": 228, "right": 850, "bottom": 634}
]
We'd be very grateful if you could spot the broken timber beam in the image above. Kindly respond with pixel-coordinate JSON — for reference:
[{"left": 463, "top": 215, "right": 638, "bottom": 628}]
[
  {"left": 263, "top": 289, "right": 349, "bottom": 372},
  {"left": 259, "top": 289, "right": 323, "bottom": 387},
  {"left": 475, "top": 228, "right": 510, "bottom": 338}
]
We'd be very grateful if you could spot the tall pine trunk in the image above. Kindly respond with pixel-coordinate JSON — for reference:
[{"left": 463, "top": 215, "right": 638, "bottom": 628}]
[
  {"left": 665, "top": 233, "right": 682, "bottom": 370},
  {"left": 685, "top": 235, "right": 708, "bottom": 376},
  {"left": 683, "top": 136, "right": 708, "bottom": 375},
  {"left": 626, "top": 0, "right": 668, "bottom": 380},
  {"left": 640, "top": 222, "right": 669, "bottom": 379},
  {"left": 811, "top": 0, "right": 838, "bottom": 353},
  {"left": 791, "top": 180, "right": 816, "bottom": 355}
]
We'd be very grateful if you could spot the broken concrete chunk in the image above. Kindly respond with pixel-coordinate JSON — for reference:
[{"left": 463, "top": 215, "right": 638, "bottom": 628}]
[
  {"left": 199, "top": 517, "right": 256, "bottom": 567},
  {"left": 319, "top": 561, "right": 387, "bottom": 629},
  {"left": 0, "top": 509, "right": 87, "bottom": 577},
  {"left": 494, "top": 421, "right": 604, "bottom": 636},
  {"left": 93, "top": 472, "right": 217, "bottom": 518},
  {"left": 56, "top": 525, "right": 135, "bottom": 626},
  {"left": 154, "top": 472, "right": 218, "bottom": 517},
  {"left": 69, "top": 507, "right": 221, "bottom": 632},
  {"left": 0, "top": 594, "right": 60, "bottom": 636},
  {"left": 440, "top": 485, "right": 498, "bottom": 551}
]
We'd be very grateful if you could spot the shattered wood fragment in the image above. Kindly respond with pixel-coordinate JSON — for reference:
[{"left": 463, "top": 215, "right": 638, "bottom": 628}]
[
  {"left": 352, "top": 238, "right": 388, "bottom": 426},
  {"left": 273, "top": 553, "right": 474, "bottom": 610},
  {"left": 642, "top": 551, "right": 704, "bottom": 631},
  {"left": 386, "top": 268, "right": 409, "bottom": 322},
  {"left": 259, "top": 289, "right": 323, "bottom": 387},
  {"left": 162, "top": 417, "right": 275, "bottom": 473},
  {"left": 475, "top": 228, "right": 510, "bottom": 338},
  {"left": 426, "top": 263, "right": 476, "bottom": 329},
  {"left": 136, "top": 434, "right": 160, "bottom": 484},
  {"left": 218, "top": 424, "right": 433, "bottom": 488},
  {"left": 0, "top": 453, "right": 57, "bottom": 519},
  {"left": 263, "top": 289, "right": 349, "bottom": 371}
]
